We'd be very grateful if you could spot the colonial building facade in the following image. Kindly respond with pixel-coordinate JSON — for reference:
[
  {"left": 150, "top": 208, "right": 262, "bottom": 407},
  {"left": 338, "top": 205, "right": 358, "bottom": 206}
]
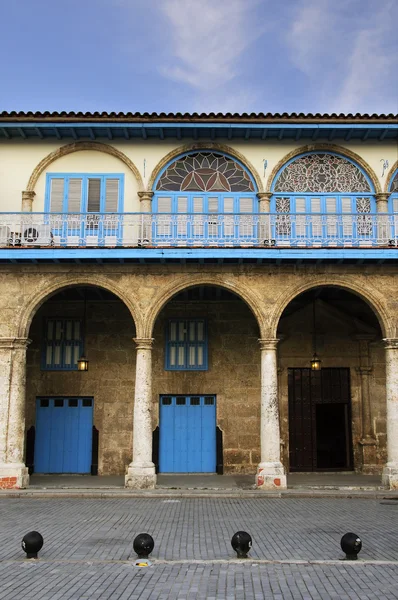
[{"left": 0, "top": 111, "right": 397, "bottom": 490}]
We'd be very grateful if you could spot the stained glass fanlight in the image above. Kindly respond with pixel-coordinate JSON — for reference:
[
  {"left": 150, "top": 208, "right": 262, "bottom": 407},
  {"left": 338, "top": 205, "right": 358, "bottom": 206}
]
[
  {"left": 156, "top": 152, "right": 255, "bottom": 193},
  {"left": 390, "top": 171, "right": 398, "bottom": 193},
  {"left": 274, "top": 153, "right": 371, "bottom": 193}
]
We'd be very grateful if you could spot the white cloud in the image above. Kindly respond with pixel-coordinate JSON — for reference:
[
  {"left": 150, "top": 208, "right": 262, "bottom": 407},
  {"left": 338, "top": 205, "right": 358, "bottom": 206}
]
[
  {"left": 159, "top": 0, "right": 262, "bottom": 95},
  {"left": 332, "top": 3, "right": 398, "bottom": 113},
  {"left": 286, "top": 0, "right": 398, "bottom": 114}
]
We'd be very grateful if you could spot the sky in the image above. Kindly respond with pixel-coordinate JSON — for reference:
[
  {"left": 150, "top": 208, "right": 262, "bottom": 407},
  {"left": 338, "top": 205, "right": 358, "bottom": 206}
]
[{"left": 0, "top": 0, "right": 397, "bottom": 115}]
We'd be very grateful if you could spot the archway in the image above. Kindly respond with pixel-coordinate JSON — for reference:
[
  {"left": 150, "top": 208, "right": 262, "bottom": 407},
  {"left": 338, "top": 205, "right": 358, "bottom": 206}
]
[
  {"left": 25, "top": 285, "right": 137, "bottom": 477},
  {"left": 150, "top": 284, "right": 261, "bottom": 475},
  {"left": 276, "top": 286, "right": 384, "bottom": 474}
]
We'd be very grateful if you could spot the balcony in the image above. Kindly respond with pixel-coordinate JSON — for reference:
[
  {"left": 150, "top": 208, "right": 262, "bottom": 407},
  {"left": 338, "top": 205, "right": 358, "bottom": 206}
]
[{"left": 0, "top": 212, "right": 397, "bottom": 250}]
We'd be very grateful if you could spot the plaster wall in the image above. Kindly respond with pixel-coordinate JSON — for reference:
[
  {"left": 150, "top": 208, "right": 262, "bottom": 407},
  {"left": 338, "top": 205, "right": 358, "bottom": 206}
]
[
  {"left": 0, "top": 138, "right": 396, "bottom": 211},
  {"left": 23, "top": 284, "right": 387, "bottom": 475}
]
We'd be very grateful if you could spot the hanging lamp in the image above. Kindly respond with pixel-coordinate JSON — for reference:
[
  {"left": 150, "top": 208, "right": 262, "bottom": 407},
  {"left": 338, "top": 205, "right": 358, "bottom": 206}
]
[{"left": 77, "top": 288, "right": 89, "bottom": 371}]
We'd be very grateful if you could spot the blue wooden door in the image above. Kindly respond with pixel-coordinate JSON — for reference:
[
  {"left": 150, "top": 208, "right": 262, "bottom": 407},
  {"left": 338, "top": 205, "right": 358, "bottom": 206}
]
[
  {"left": 159, "top": 395, "right": 216, "bottom": 473},
  {"left": 35, "top": 397, "right": 93, "bottom": 473}
]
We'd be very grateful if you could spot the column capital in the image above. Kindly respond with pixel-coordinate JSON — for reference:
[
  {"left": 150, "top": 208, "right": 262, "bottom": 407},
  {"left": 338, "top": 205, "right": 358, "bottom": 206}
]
[
  {"left": 138, "top": 191, "right": 154, "bottom": 201},
  {"left": 0, "top": 338, "right": 31, "bottom": 350},
  {"left": 355, "top": 366, "right": 373, "bottom": 374},
  {"left": 258, "top": 338, "right": 279, "bottom": 351},
  {"left": 133, "top": 337, "right": 154, "bottom": 350},
  {"left": 256, "top": 192, "right": 273, "bottom": 200},
  {"left": 21, "top": 190, "right": 35, "bottom": 212},
  {"left": 375, "top": 192, "right": 391, "bottom": 202},
  {"left": 383, "top": 338, "right": 398, "bottom": 349}
]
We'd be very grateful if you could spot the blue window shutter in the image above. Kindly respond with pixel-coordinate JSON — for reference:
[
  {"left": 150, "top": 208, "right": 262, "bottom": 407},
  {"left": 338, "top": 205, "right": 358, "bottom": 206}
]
[
  {"left": 49, "top": 178, "right": 65, "bottom": 212},
  {"left": 105, "top": 178, "right": 119, "bottom": 212},
  {"left": 67, "top": 178, "right": 83, "bottom": 213},
  {"left": 87, "top": 178, "right": 101, "bottom": 212},
  {"left": 166, "top": 319, "right": 208, "bottom": 370},
  {"left": 42, "top": 318, "right": 83, "bottom": 371}
]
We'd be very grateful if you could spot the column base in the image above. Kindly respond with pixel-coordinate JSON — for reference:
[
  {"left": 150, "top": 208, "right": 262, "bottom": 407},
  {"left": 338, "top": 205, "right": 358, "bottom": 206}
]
[
  {"left": 359, "top": 438, "right": 378, "bottom": 474},
  {"left": 0, "top": 463, "right": 29, "bottom": 489},
  {"left": 256, "top": 462, "right": 287, "bottom": 490},
  {"left": 125, "top": 462, "right": 156, "bottom": 489},
  {"left": 382, "top": 464, "right": 398, "bottom": 489}
]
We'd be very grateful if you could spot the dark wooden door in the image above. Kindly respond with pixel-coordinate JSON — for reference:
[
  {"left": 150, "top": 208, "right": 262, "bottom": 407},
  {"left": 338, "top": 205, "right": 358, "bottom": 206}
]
[{"left": 288, "top": 368, "right": 353, "bottom": 472}]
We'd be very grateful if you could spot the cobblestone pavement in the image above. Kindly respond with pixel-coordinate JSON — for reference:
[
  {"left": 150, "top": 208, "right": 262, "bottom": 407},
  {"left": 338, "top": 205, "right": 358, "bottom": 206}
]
[{"left": 1, "top": 498, "right": 398, "bottom": 599}]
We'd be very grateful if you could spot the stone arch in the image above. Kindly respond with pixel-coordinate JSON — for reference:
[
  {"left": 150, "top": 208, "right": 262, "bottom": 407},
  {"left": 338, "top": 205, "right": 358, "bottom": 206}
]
[
  {"left": 385, "top": 160, "right": 398, "bottom": 193},
  {"left": 142, "top": 274, "right": 266, "bottom": 339},
  {"left": 266, "top": 144, "right": 381, "bottom": 194},
  {"left": 18, "top": 274, "right": 144, "bottom": 339},
  {"left": 147, "top": 142, "right": 263, "bottom": 193},
  {"left": 269, "top": 277, "right": 391, "bottom": 339},
  {"left": 26, "top": 141, "right": 144, "bottom": 192}
]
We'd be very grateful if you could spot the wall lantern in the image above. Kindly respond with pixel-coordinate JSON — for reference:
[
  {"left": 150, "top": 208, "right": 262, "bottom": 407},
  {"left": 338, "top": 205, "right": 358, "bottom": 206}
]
[
  {"left": 77, "top": 288, "right": 89, "bottom": 372},
  {"left": 311, "top": 295, "right": 322, "bottom": 371},
  {"left": 77, "top": 355, "right": 89, "bottom": 372}
]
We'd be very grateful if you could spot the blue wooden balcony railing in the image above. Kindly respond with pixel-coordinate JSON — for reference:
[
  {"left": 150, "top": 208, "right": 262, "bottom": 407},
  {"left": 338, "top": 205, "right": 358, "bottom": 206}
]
[{"left": 0, "top": 212, "right": 397, "bottom": 248}]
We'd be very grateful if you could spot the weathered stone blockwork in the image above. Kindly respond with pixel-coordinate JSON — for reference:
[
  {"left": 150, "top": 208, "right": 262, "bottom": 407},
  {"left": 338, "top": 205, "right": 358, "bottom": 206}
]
[{"left": 0, "top": 261, "right": 393, "bottom": 479}]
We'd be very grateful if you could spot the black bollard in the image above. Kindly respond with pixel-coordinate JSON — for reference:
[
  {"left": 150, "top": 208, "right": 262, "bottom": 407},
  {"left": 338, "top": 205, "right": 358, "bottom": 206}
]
[
  {"left": 340, "top": 532, "right": 362, "bottom": 560},
  {"left": 21, "top": 531, "right": 44, "bottom": 559},
  {"left": 133, "top": 533, "right": 154, "bottom": 559},
  {"left": 231, "top": 531, "right": 252, "bottom": 558}
]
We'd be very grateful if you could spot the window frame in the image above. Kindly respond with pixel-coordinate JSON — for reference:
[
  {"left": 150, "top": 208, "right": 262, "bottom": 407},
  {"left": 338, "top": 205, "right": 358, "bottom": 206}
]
[
  {"left": 165, "top": 318, "right": 208, "bottom": 371},
  {"left": 41, "top": 318, "right": 84, "bottom": 371},
  {"left": 44, "top": 173, "right": 125, "bottom": 213}
]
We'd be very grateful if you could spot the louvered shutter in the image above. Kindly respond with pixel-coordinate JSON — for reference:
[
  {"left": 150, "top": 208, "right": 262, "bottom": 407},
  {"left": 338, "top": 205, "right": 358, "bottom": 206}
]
[
  {"left": 326, "top": 197, "right": 337, "bottom": 237},
  {"left": 87, "top": 178, "right": 101, "bottom": 213},
  {"left": 223, "top": 197, "right": 234, "bottom": 237},
  {"left": 105, "top": 178, "right": 119, "bottom": 212},
  {"left": 193, "top": 197, "right": 204, "bottom": 238},
  {"left": 208, "top": 197, "right": 218, "bottom": 238},
  {"left": 239, "top": 197, "right": 253, "bottom": 213},
  {"left": 157, "top": 197, "right": 172, "bottom": 212},
  {"left": 295, "top": 198, "right": 306, "bottom": 237},
  {"left": 156, "top": 197, "right": 172, "bottom": 237},
  {"left": 341, "top": 197, "right": 352, "bottom": 237},
  {"left": 49, "top": 178, "right": 65, "bottom": 212},
  {"left": 310, "top": 197, "right": 321, "bottom": 238},
  {"left": 67, "top": 179, "right": 83, "bottom": 213},
  {"left": 177, "top": 197, "right": 188, "bottom": 236},
  {"left": 394, "top": 198, "right": 398, "bottom": 213}
]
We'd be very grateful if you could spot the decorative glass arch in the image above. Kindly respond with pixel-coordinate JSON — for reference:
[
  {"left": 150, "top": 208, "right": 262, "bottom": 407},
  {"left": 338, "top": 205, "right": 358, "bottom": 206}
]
[
  {"left": 270, "top": 152, "right": 376, "bottom": 246},
  {"left": 389, "top": 169, "right": 398, "bottom": 215},
  {"left": 152, "top": 151, "right": 258, "bottom": 245},
  {"left": 273, "top": 152, "right": 372, "bottom": 194},
  {"left": 156, "top": 152, "right": 256, "bottom": 193}
]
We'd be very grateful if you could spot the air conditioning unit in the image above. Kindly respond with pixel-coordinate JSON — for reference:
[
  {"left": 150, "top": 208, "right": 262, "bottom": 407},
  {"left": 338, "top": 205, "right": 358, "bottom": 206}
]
[
  {"left": 0, "top": 226, "right": 11, "bottom": 247},
  {"left": 22, "top": 225, "right": 53, "bottom": 246}
]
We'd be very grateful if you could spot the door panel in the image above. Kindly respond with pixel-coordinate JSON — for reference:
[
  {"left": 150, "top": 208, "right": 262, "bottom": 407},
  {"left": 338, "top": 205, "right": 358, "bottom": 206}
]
[
  {"left": 35, "top": 397, "right": 93, "bottom": 473},
  {"left": 288, "top": 368, "right": 352, "bottom": 471},
  {"left": 159, "top": 395, "right": 216, "bottom": 473}
]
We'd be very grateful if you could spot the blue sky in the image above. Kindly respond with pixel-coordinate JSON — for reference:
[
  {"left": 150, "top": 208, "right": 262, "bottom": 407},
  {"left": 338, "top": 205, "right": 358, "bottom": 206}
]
[{"left": 0, "top": 0, "right": 397, "bottom": 114}]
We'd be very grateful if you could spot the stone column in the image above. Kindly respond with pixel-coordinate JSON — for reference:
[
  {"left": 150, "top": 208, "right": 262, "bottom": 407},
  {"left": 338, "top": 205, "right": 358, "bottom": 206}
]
[
  {"left": 382, "top": 338, "right": 398, "bottom": 489},
  {"left": 375, "top": 192, "right": 390, "bottom": 213},
  {"left": 375, "top": 193, "right": 390, "bottom": 244},
  {"left": 21, "top": 191, "right": 35, "bottom": 212},
  {"left": 138, "top": 191, "right": 154, "bottom": 213},
  {"left": 125, "top": 338, "right": 156, "bottom": 489},
  {"left": 257, "top": 192, "right": 273, "bottom": 245},
  {"left": 0, "top": 338, "right": 31, "bottom": 489},
  {"left": 138, "top": 192, "right": 154, "bottom": 245},
  {"left": 256, "top": 338, "right": 287, "bottom": 489},
  {"left": 354, "top": 335, "right": 377, "bottom": 472}
]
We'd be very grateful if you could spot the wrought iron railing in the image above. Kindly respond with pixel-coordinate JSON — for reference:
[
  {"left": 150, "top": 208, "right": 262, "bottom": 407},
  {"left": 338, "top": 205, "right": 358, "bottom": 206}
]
[{"left": 0, "top": 212, "right": 397, "bottom": 248}]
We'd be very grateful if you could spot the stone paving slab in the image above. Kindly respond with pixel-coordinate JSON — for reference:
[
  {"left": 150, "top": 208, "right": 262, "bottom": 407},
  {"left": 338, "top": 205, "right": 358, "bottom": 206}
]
[{"left": 1, "top": 498, "right": 398, "bottom": 598}]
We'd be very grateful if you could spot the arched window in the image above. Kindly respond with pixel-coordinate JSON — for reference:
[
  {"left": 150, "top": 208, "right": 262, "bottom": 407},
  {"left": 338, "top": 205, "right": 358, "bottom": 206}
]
[
  {"left": 389, "top": 169, "right": 398, "bottom": 213},
  {"left": 153, "top": 151, "right": 258, "bottom": 245},
  {"left": 154, "top": 151, "right": 257, "bottom": 214},
  {"left": 270, "top": 152, "right": 376, "bottom": 244}
]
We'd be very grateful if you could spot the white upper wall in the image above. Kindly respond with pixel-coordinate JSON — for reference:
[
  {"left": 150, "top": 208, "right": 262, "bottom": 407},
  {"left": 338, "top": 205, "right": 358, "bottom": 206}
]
[{"left": 0, "top": 138, "right": 396, "bottom": 212}]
